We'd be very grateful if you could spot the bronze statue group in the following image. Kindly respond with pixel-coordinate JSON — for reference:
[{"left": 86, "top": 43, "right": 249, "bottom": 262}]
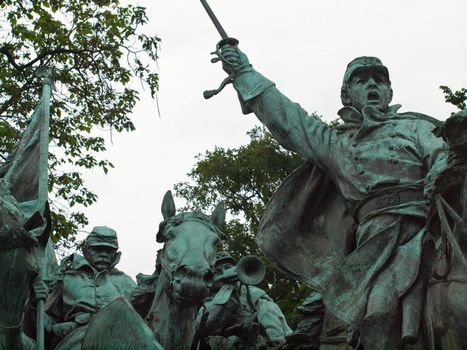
[{"left": 1, "top": 31, "right": 467, "bottom": 350}]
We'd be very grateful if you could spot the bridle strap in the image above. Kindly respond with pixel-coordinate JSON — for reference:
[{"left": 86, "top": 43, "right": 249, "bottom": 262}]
[
  {"left": 430, "top": 275, "right": 467, "bottom": 286},
  {"left": 0, "top": 321, "right": 22, "bottom": 331},
  {"left": 158, "top": 215, "right": 221, "bottom": 300}
]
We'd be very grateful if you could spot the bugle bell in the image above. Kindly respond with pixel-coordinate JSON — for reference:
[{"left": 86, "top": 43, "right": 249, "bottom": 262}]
[{"left": 214, "top": 255, "right": 266, "bottom": 285}]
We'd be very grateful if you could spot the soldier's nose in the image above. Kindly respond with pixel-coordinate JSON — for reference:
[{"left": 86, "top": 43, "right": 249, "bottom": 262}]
[{"left": 366, "top": 77, "right": 378, "bottom": 87}]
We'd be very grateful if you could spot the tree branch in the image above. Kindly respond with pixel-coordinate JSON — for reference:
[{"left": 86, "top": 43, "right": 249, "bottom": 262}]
[
  {"left": 0, "top": 45, "right": 119, "bottom": 71},
  {"left": 0, "top": 76, "right": 35, "bottom": 117},
  {"left": 0, "top": 46, "right": 22, "bottom": 70}
]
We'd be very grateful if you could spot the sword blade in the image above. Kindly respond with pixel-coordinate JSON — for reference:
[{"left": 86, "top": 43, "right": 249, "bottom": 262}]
[{"left": 200, "top": 0, "right": 228, "bottom": 39}]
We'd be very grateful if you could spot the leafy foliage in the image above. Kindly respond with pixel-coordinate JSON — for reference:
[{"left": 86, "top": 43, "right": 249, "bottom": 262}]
[
  {"left": 440, "top": 85, "right": 467, "bottom": 111},
  {"left": 175, "top": 126, "right": 313, "bottom": 326},
  {"left": 0, "top": 0, "right": 159, "bottom": 247}
]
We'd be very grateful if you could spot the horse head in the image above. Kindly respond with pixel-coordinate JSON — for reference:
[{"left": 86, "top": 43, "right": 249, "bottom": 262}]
[
  {"left": 0, "top": 180, "right": 38, "bottom": 348},
  {"left": 0, "top": 180, "right": 37, "bottom": 250},
  {"left": 156, "top": 190, "right": 225, "bottom": 306}
]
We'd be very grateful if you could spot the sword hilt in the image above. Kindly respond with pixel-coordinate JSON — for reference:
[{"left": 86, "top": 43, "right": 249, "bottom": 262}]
[
  {"left": 204, "top": 37, "right": 240, "bottom": 99},
  {"left": 211, "top": 37, "right": 239, "bottom": 63},
  {"left": 217, "top": 37, "right": 239, "bottom": 49},
  {"left": 203, "top": 77, "right": 233, "bottom": 99}
]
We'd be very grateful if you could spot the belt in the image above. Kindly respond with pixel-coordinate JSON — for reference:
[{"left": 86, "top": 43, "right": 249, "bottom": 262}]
[{"left": 354, "top": 188, "right": 424, "bottom": 222}]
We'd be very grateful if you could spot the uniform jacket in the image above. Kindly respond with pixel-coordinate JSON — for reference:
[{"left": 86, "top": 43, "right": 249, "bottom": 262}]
[
  {"left": 231, "top": 68, "right": 447, "bottom": 327},
  {"left": 202, "top": 283, "right": 292, "bottom": 343},
  {"left": 45, "top": 253, "right": 136, "bottom": 325}
]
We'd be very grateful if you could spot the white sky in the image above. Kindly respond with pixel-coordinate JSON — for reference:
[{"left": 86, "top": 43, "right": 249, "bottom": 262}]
[{"left": 77, "top": 0, "right": 466, "bottom": 279}]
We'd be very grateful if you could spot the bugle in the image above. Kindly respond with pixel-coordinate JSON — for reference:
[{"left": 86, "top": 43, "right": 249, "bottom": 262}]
[{"left": 214, "top": 255, "right": 266, "bottom": 285}]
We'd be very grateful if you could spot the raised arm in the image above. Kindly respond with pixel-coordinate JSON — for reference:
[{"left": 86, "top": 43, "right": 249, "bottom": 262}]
[{"left": 220, "top": 45, "right": 339, "bottom": 171}]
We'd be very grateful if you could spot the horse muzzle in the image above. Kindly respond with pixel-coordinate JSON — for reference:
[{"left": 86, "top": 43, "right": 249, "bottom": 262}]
[{"left": 172, "top": 265, "right": 213, "bottom": 305}]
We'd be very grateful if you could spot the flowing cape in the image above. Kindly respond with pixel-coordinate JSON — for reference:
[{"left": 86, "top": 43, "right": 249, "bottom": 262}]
[{"left": 256, "top": 162, "right": 356, "bottom": 292}]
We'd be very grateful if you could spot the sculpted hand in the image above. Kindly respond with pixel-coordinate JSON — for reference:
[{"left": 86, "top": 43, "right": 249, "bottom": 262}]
[
  {"left": 203, "top": 44, "right": 252, "bottom": 99},
  {"left": 32, "top": 278, "right": 48, "bottom": 302},
  {"left": 219, "top": 45, "right": 251, "bottom": 75},
  {"left": 53, "top": 322, "right": 77, "bottom": 338}
]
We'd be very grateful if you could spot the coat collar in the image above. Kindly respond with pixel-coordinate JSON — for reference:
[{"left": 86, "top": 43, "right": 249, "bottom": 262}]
[
  {"left": 336, "top": 104, "right": 402, "bottom": 135},
  {"left": 338, "top": 104, "right": 402, "bottom": 123}
]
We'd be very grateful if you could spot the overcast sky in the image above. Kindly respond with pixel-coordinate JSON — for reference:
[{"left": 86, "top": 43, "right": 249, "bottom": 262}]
[{"left": 77, "top": 0, "right": 466, "bottom": 279}]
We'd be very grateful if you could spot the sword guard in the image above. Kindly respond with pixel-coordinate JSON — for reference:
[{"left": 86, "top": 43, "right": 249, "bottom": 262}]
[
  {"left": 203, "top": 37, "right": 239, "bottom": 99},
  {"left": 217, "top": 37, "right": 239, "bottom": 49},
  {"left": 203, "top": 77, "right": 233, "bottom": 99}
]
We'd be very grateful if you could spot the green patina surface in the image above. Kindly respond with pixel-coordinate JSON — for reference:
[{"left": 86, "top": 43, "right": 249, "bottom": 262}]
[{"left": 212, "top": 43, "right": 467, "bottom": 349}]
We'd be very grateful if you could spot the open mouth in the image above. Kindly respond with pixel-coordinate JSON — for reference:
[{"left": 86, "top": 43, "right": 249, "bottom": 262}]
[{"left": 367, "top": 92, "right": 380, "bottom": 101}]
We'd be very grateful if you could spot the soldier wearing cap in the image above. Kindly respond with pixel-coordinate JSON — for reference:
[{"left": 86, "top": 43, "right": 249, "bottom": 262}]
[
  {"left": 44, "top": 226, "right": 136, "bottom": 349},
  {"left": 198, "top": 251, "right": 292, "bottom": 349},
  {"left": 215, "top": 46, "right": 450, "bottom": 348}
]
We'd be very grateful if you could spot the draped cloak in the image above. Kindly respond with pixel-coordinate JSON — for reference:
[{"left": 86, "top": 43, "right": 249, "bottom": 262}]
[{"left": 232, "top": 69, "right": 446, "bottom": 328}]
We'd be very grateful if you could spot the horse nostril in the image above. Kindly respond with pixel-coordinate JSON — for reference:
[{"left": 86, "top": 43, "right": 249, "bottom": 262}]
[
  {"left": 174, "top": 265, "right": 213, "bottom": 292},
  {"left": 204, "top": 270, "right": 214, "bottom": 287},
  {"left": 174, "top": 265, "right": 189, "bottom": 278}
]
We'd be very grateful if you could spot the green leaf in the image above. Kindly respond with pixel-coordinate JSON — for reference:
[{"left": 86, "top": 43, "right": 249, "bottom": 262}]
[
  {"left": 440, "top": 85, "right": 467, "bottom": 111},
  {"left": 0, "top": 0, "right": 160, "bottom": 249}
]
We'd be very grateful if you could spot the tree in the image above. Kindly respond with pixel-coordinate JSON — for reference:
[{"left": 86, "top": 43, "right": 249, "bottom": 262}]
[
  {"left": 175, "top": 125, "right": 322, "bottom": 326},
  {"left": 440, "top": 85, "right": 466, "bottom": 111},
  {"left": 0, "top": 0, "right": 159, "bottom": 247}
]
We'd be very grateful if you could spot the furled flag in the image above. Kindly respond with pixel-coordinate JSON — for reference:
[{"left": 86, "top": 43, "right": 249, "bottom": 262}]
[{"left": 0, "top": 67, "right": 57, "bottom": 272}]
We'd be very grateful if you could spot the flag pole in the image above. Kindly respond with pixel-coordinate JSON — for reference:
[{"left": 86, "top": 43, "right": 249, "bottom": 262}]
[
  {"left": 35, "top": 67, "right": 52, "bottom": 350},
  {"left": 36, "top": 67, "right": 52, "bottom": 205}
]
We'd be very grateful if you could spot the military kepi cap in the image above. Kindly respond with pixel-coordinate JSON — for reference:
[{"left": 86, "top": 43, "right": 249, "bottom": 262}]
[
  {"left": 343, "top": 56, "right": 390, "bottom": 84},
  {"left": 85, "top": 226, "right": 118, "bottom": 249},
  {"left": 215, "top": 251, "right": 237, "bottom": 267}
]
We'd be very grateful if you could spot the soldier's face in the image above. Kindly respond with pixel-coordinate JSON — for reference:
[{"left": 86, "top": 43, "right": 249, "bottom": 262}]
[
  {"left": 84, "top": 246, "right": 117, "bottom": 271},
  {"left": 349, "top": 72, "right": 392, "bottom": 112},
  {"left": 212, "top": 262, "right": 235, "bottom": 289},
  {"left": 215, "top": 262, "right": 234, "bottom": 277}
]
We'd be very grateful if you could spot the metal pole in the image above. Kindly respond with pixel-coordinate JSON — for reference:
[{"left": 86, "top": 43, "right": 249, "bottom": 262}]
[{"left": 35, "top": 67, "right": 52, "bottom": 350}]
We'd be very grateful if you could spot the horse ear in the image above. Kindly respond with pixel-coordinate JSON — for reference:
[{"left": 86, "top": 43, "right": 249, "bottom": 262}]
[
  {"left": 161, "top": 190, "right": 176, "bottom": 219},
  {"left": 211, "top": 202, "right": 225, "bottom": 229}
]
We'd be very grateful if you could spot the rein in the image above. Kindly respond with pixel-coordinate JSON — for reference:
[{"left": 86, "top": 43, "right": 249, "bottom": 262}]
[
  {"left": 159, "top": 254, "right": 176, "bottom": 301},
  {"left": 429, "top": 274, "right": 467, "bottom": 286},
  {"left": 0, "top": 321, "right": 22, "bottom": 331}
]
